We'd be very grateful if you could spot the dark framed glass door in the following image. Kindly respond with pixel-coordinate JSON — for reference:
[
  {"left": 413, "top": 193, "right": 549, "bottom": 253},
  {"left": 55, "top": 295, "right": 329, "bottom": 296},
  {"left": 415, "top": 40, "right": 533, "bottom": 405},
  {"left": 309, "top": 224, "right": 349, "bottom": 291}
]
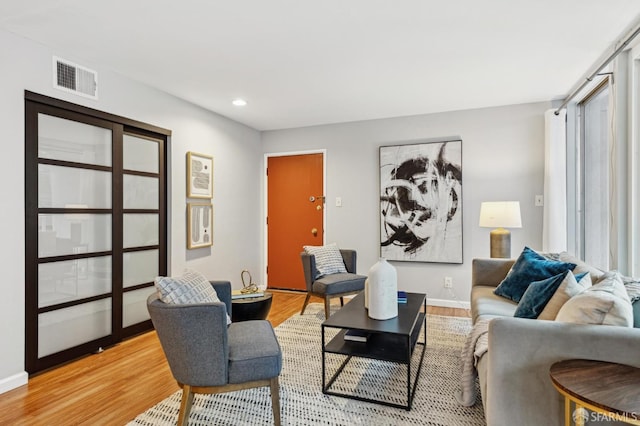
[{"left": 25, "top": 91, "right": 169, "bottom": 373}]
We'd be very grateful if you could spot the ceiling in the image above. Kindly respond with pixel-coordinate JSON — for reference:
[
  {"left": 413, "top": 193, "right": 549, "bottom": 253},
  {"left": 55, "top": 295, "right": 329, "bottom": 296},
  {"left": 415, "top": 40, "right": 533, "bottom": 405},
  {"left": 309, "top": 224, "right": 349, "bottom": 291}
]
[{"left": 2, "top": 1, "right": 640, "bottom": 131}]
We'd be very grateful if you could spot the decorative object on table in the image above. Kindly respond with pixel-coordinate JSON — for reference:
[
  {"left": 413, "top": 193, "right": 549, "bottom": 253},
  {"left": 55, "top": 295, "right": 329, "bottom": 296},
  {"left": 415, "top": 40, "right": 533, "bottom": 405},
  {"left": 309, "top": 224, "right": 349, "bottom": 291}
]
[
  {"left": 343, "top": 329, "right": 370, "bottom": 343},
  {"left": 299, "top": 247, "right": 366, "bottom": 319},
  {"left": 186, "top": 151, "right": 213, "bottom": 198},
  {"left": 241, "top": 269, "right": 259, "bottom": 293},
  {"left": 364, "top": 278, "right": 369, "bottom": 309},
  {"left": 187, "top": 202, "right": 213, "bottom": 249},
  {"left": 379, "top": 139, "right": 462, "bottom": 263},
  {"left": 479, "top": 201, "right": 522, "bottom": 258},
  {"left": 232, "top": 270, "right": 264, "bottom": 299},
  {"left": 231, "top": 290, "right": 265, "bottom": 300},
  {"left": 367, "top": 258, "right": 398, "bottom": 320}
]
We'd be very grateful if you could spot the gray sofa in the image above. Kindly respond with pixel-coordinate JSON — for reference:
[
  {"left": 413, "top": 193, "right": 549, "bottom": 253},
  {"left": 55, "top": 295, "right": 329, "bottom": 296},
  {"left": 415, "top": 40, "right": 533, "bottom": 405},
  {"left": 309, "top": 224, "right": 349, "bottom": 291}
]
[{"left": 471, "top": 258, "right": 640, "bottom": 426}]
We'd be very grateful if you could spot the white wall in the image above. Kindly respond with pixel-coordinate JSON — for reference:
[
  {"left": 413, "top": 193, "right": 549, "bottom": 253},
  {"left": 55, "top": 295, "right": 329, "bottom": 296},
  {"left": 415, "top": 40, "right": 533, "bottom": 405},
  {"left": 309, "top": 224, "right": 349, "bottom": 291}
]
[
  {"left": 0, "top": 29, "right": 262, "bottom": 392},
  {"left": 261, "top": 102, "right": 551, "bottom": 307}
]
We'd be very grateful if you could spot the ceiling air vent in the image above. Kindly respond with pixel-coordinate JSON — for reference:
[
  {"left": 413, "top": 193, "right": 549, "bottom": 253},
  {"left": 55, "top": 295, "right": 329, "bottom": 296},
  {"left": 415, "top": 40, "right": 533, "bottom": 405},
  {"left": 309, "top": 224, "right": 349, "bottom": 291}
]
[{"left": 53, "top": 56, "right": 98, "bottom": 99}]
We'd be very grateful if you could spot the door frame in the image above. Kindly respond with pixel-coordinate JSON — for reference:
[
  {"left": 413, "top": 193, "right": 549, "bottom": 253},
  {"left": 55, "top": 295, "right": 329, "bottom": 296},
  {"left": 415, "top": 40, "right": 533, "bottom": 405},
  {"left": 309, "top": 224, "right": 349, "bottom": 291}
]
[{"left": 263, "top": 149, "right": 326, "bottom": 288}]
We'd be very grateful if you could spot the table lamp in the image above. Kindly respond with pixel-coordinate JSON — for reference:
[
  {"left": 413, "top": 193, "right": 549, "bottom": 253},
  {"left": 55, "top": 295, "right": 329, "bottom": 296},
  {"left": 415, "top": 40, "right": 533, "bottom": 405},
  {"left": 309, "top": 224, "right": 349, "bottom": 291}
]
[{"left": 479, "top": 201, "right": 522, "bottom": 258}]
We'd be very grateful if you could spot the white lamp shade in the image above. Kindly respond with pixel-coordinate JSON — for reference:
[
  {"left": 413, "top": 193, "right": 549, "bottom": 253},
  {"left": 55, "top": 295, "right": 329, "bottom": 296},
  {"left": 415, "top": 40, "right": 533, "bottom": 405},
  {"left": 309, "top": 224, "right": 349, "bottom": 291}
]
[{"left": 479, "top": 201, "right": 522, "bottom": 228}]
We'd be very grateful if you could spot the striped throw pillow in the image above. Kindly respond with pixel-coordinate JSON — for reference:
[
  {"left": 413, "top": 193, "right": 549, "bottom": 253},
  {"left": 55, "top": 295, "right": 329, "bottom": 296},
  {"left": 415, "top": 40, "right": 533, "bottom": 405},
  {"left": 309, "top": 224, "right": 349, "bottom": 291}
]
[{"left": 303, "top": 243, "right": 347, "bottom": 278}]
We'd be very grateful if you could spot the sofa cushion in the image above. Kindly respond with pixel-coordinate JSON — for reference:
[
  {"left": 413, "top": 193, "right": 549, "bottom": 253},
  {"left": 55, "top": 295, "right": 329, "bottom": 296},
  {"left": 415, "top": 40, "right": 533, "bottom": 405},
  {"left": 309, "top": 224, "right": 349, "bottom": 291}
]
[
  {"left": 538, "top": 272, "right": 591, "bottom": 320},
  {"left": 557, "top": 252, "right": 605, "bottom": 283},
  {"left": 514, "top": 272, "right": 569, "bottom": 319},
  {"left": 303, "top": 243, "right": 347, "bottom": 278},
  {"left": 556, "top": 271, "right": 633, "bottom": 327},
  {"left": 471, "top": 285, "right": 517, "bottom": 324},
  {"left": 494, "top": 247, "right": 576, "bottom": 303}
]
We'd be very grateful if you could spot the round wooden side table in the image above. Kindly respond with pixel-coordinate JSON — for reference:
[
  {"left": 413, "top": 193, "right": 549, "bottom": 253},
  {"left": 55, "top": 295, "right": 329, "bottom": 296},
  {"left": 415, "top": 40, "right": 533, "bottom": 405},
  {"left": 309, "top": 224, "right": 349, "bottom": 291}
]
[
  {"left": 231, "top": 292, "right": 273, "bottom": 322},
  {"left": 549, "top": 359, "right": 640, "bottom": 426}
]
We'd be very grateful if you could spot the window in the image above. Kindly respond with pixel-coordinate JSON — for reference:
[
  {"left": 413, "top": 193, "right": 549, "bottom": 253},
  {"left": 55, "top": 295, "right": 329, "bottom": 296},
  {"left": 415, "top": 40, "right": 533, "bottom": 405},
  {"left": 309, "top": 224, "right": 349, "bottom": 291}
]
[{"left": 576, "top": 81, "right": 610, "bottom": 270}]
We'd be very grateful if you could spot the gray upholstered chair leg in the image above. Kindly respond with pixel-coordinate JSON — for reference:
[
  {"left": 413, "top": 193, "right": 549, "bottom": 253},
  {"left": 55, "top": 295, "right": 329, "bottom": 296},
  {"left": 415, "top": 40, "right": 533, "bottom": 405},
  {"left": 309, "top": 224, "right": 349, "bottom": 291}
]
[
  {"left": 300, "top": 293, "right": 311, "bottom": 315},
  {"left": 270, "top": 377, "right": 281, "bottom": 426},
  {"left": 324, "top": 297, "right": 331, "bottom": 319},
  {"left": 177, "top": 385, "right": 195, "bottom": 426}
]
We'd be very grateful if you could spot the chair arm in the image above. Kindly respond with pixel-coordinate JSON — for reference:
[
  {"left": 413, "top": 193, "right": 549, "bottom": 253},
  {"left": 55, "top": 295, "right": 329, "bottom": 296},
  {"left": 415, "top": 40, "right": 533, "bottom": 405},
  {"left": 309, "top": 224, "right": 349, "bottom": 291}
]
[
  {"left": 340, "top": 249, "right": 357, "bottom": 273},
  {"left": 471, "top": 258, "right": 514, "bottom": 288},
  {"left": 211, "top": 280, "right": 232, "bottom": 314},
  {"left": 300, "top": 252, "right": 316, "bottom": 291}
]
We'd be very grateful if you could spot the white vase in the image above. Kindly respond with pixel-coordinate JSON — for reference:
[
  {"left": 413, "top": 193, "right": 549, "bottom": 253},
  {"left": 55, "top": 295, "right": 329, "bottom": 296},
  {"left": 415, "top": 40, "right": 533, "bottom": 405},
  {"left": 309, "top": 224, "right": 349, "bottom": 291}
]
[
  {"left": 367, "top": 258, "right": 398, "bottom": 320},
  {"left": 364, "top": 278, "right": 369, "bottom": 309}
]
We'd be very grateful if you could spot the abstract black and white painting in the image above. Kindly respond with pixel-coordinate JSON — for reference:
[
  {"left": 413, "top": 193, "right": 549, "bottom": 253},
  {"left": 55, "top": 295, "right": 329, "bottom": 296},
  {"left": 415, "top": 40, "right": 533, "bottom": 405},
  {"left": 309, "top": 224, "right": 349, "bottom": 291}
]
[{"left": 380, "top": 140, "right": 462, "bottom": 263}]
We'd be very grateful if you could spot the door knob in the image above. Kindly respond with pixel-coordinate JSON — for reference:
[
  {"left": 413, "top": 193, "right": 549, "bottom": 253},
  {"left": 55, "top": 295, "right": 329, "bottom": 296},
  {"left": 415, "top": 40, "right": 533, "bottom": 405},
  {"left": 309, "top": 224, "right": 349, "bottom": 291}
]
[{"left": 311, "top": 228, "right": 318, "bottom": 236}]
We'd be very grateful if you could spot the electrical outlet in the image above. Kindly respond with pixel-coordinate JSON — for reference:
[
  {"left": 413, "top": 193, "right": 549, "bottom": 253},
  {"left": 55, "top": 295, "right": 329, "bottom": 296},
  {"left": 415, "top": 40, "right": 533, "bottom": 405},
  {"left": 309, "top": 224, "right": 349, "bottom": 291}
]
[{"left": 444, "top": 277, "right": 453, "bottom": 288}]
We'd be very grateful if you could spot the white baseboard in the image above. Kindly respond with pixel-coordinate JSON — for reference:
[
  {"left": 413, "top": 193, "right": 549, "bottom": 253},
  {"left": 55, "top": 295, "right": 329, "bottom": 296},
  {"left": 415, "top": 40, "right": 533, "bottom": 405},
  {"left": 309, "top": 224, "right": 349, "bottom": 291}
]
[
  {"left": 0, "top": 371, "right": 28, "bottom": 394},
  {"left": 427, "top": 298, "right": 470, "bottom": 310}
]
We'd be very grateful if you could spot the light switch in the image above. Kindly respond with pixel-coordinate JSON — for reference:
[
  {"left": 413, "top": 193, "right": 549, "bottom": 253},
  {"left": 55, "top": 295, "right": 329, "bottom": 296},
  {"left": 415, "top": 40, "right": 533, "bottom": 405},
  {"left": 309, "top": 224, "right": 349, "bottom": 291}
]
[
  {"left": 336, "top": 197, "right": 342, "bottom": 207},
  {"left": 535, "top": 195, "right": 544, "bottom": 207}
]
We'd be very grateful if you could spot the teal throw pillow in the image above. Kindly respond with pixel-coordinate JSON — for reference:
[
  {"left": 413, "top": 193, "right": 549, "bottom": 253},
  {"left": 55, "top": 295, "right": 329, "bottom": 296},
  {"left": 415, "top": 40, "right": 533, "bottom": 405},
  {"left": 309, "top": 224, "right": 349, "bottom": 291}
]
[
  {"left": 494, "top": 247, "right": 576, "bottom": 303},
  {"left": 514, "top": 271, "right": 587, "bottom": 319},
  {"left": 633, "top": 300, "right": 640, "bottom": 328}
]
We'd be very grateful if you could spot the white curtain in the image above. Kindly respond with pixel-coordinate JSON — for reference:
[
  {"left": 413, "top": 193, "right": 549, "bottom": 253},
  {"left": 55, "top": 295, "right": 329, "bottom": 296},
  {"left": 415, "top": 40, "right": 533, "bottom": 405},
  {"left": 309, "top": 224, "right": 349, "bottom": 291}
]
[{"left": 543, "top": 109, "right": 567, "bottom": 252}]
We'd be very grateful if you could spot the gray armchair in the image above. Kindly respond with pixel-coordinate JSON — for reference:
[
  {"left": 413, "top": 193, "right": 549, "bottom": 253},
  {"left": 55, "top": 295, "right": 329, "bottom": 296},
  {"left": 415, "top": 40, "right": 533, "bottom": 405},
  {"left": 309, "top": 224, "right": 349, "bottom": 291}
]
[
  {"left": 300, "top": 249, "right": 366, "bottom": 318},
  {"left": 147, "top": 280, "right": 282, "bottom": 426}
]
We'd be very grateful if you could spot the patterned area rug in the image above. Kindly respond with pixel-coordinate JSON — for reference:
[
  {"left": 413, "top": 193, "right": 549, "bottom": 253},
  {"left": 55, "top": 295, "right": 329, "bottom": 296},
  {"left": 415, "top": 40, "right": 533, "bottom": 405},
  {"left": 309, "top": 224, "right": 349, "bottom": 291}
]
[{"left": 129, "top": 304, "right": 485, "bottom": 426}]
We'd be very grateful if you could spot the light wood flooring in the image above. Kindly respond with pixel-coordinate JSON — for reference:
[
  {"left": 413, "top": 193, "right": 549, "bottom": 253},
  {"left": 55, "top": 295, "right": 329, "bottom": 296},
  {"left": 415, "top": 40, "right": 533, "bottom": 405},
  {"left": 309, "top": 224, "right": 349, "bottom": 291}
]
[{"left": 0, "top": 290, "right": 469, "bottom": 425}]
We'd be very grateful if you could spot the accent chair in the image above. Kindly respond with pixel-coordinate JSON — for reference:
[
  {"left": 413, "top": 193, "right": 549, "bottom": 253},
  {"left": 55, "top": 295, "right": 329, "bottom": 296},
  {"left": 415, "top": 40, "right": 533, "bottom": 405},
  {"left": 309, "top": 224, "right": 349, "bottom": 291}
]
[
  {"left": 147, "top": 281, "right": 282, "bottom": 426},
  {"left": 300, "top": 249, "right": 366, "bottom": 318}
]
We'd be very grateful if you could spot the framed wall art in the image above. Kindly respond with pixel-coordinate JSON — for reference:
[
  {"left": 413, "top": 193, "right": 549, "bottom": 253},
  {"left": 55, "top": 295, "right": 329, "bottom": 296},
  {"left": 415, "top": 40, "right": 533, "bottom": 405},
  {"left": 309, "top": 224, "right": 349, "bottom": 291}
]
[
  {"left": 379, "top": 139, "right": 462, "bottom": 263},
  {"left": 187, "top": 151, "right": 213, "bottom": 198},
  {"left": 187, "top": 202, "right": 213, "bottom": 249}
]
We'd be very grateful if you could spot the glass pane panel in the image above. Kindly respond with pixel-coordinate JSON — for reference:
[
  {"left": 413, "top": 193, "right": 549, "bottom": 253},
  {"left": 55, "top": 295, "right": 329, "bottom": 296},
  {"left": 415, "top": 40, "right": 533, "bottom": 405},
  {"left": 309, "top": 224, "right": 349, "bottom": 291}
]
[
  {"left": 123, "top": 214, "right": 158, "bottom": 248},
  {"left": 38, "top": 256, "right": 112, "bottom": 308},
  {"left": 123, "top": 250, "right": 158, "bottom": 288},
  {"left": 123, "top": 287, "right": 155, "bottom": 327},
  {"left": 38, "top": 298, "right": 112, "bottom": 357},
  {"left": 123, "top": 134, "right": 159, "bottom": 173},
  {"left": 38, "top": 164, "right": 111, "bottom": 209},
  {"left": 38, "top": 214, "right": 111, "bottom": 257},
  {"left": 123, "top": 175, "right": 159, "bottom": 210},
  {"left": 38, "top": 113, "right": 112, "bottom": 167},
  {"left": 582, "top": 87, "right": 610, "bottom": 270}
]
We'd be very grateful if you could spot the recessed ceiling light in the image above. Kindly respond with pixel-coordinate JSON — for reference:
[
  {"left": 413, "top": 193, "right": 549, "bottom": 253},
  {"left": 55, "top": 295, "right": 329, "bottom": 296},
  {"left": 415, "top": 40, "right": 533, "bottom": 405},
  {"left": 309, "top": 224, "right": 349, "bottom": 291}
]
[{"left": 232, "top": 98, "right": 247, "bottom": 107}]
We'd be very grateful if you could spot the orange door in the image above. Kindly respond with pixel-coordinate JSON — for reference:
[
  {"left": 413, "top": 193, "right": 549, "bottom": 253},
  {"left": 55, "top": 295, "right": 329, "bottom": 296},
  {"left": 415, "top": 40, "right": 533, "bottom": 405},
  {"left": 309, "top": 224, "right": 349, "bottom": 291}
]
[{"left": 267, "top": 153, "right": 324, "bottom": 290}]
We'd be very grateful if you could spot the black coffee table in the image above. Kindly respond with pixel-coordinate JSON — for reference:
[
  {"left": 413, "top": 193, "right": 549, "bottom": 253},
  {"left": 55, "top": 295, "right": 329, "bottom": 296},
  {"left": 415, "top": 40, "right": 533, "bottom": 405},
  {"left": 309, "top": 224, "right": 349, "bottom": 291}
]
[{"left": 321, "top": 292, "right": 427, "bottom": 410}]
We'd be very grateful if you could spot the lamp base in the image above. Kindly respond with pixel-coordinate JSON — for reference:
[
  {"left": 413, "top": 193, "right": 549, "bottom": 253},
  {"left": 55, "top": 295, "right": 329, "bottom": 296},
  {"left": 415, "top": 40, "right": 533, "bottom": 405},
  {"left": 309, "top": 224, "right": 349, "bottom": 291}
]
[{"left": 490, "top": 228, "right": 511, "bottom": 258}]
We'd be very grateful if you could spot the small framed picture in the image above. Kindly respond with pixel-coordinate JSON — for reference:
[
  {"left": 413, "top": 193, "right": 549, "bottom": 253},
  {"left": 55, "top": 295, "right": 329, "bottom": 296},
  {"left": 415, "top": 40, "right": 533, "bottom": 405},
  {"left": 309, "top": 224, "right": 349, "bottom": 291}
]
[
  {"left": 187, "top": 151, "right": 213, "bottom": 198},
  {"left": 187, "top": 202, "right": 213, "bottom": 249}
]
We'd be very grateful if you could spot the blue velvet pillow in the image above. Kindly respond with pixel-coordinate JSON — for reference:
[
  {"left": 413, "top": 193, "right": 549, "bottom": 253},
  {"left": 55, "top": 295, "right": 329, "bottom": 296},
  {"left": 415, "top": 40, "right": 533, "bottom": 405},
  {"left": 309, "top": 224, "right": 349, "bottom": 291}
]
[
  {"left": 514, "top": 271, "right": 582, "bottom": 319},
  {"left": 494, "top": 247, "right": 576, "bottom": 303}
]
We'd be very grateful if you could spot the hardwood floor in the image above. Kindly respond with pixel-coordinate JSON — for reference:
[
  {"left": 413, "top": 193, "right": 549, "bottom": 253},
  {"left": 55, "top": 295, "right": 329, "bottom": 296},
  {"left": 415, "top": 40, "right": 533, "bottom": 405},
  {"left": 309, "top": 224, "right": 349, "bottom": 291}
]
[{"left": 0, "top": 290, "right": 468, "bottom": 425}]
